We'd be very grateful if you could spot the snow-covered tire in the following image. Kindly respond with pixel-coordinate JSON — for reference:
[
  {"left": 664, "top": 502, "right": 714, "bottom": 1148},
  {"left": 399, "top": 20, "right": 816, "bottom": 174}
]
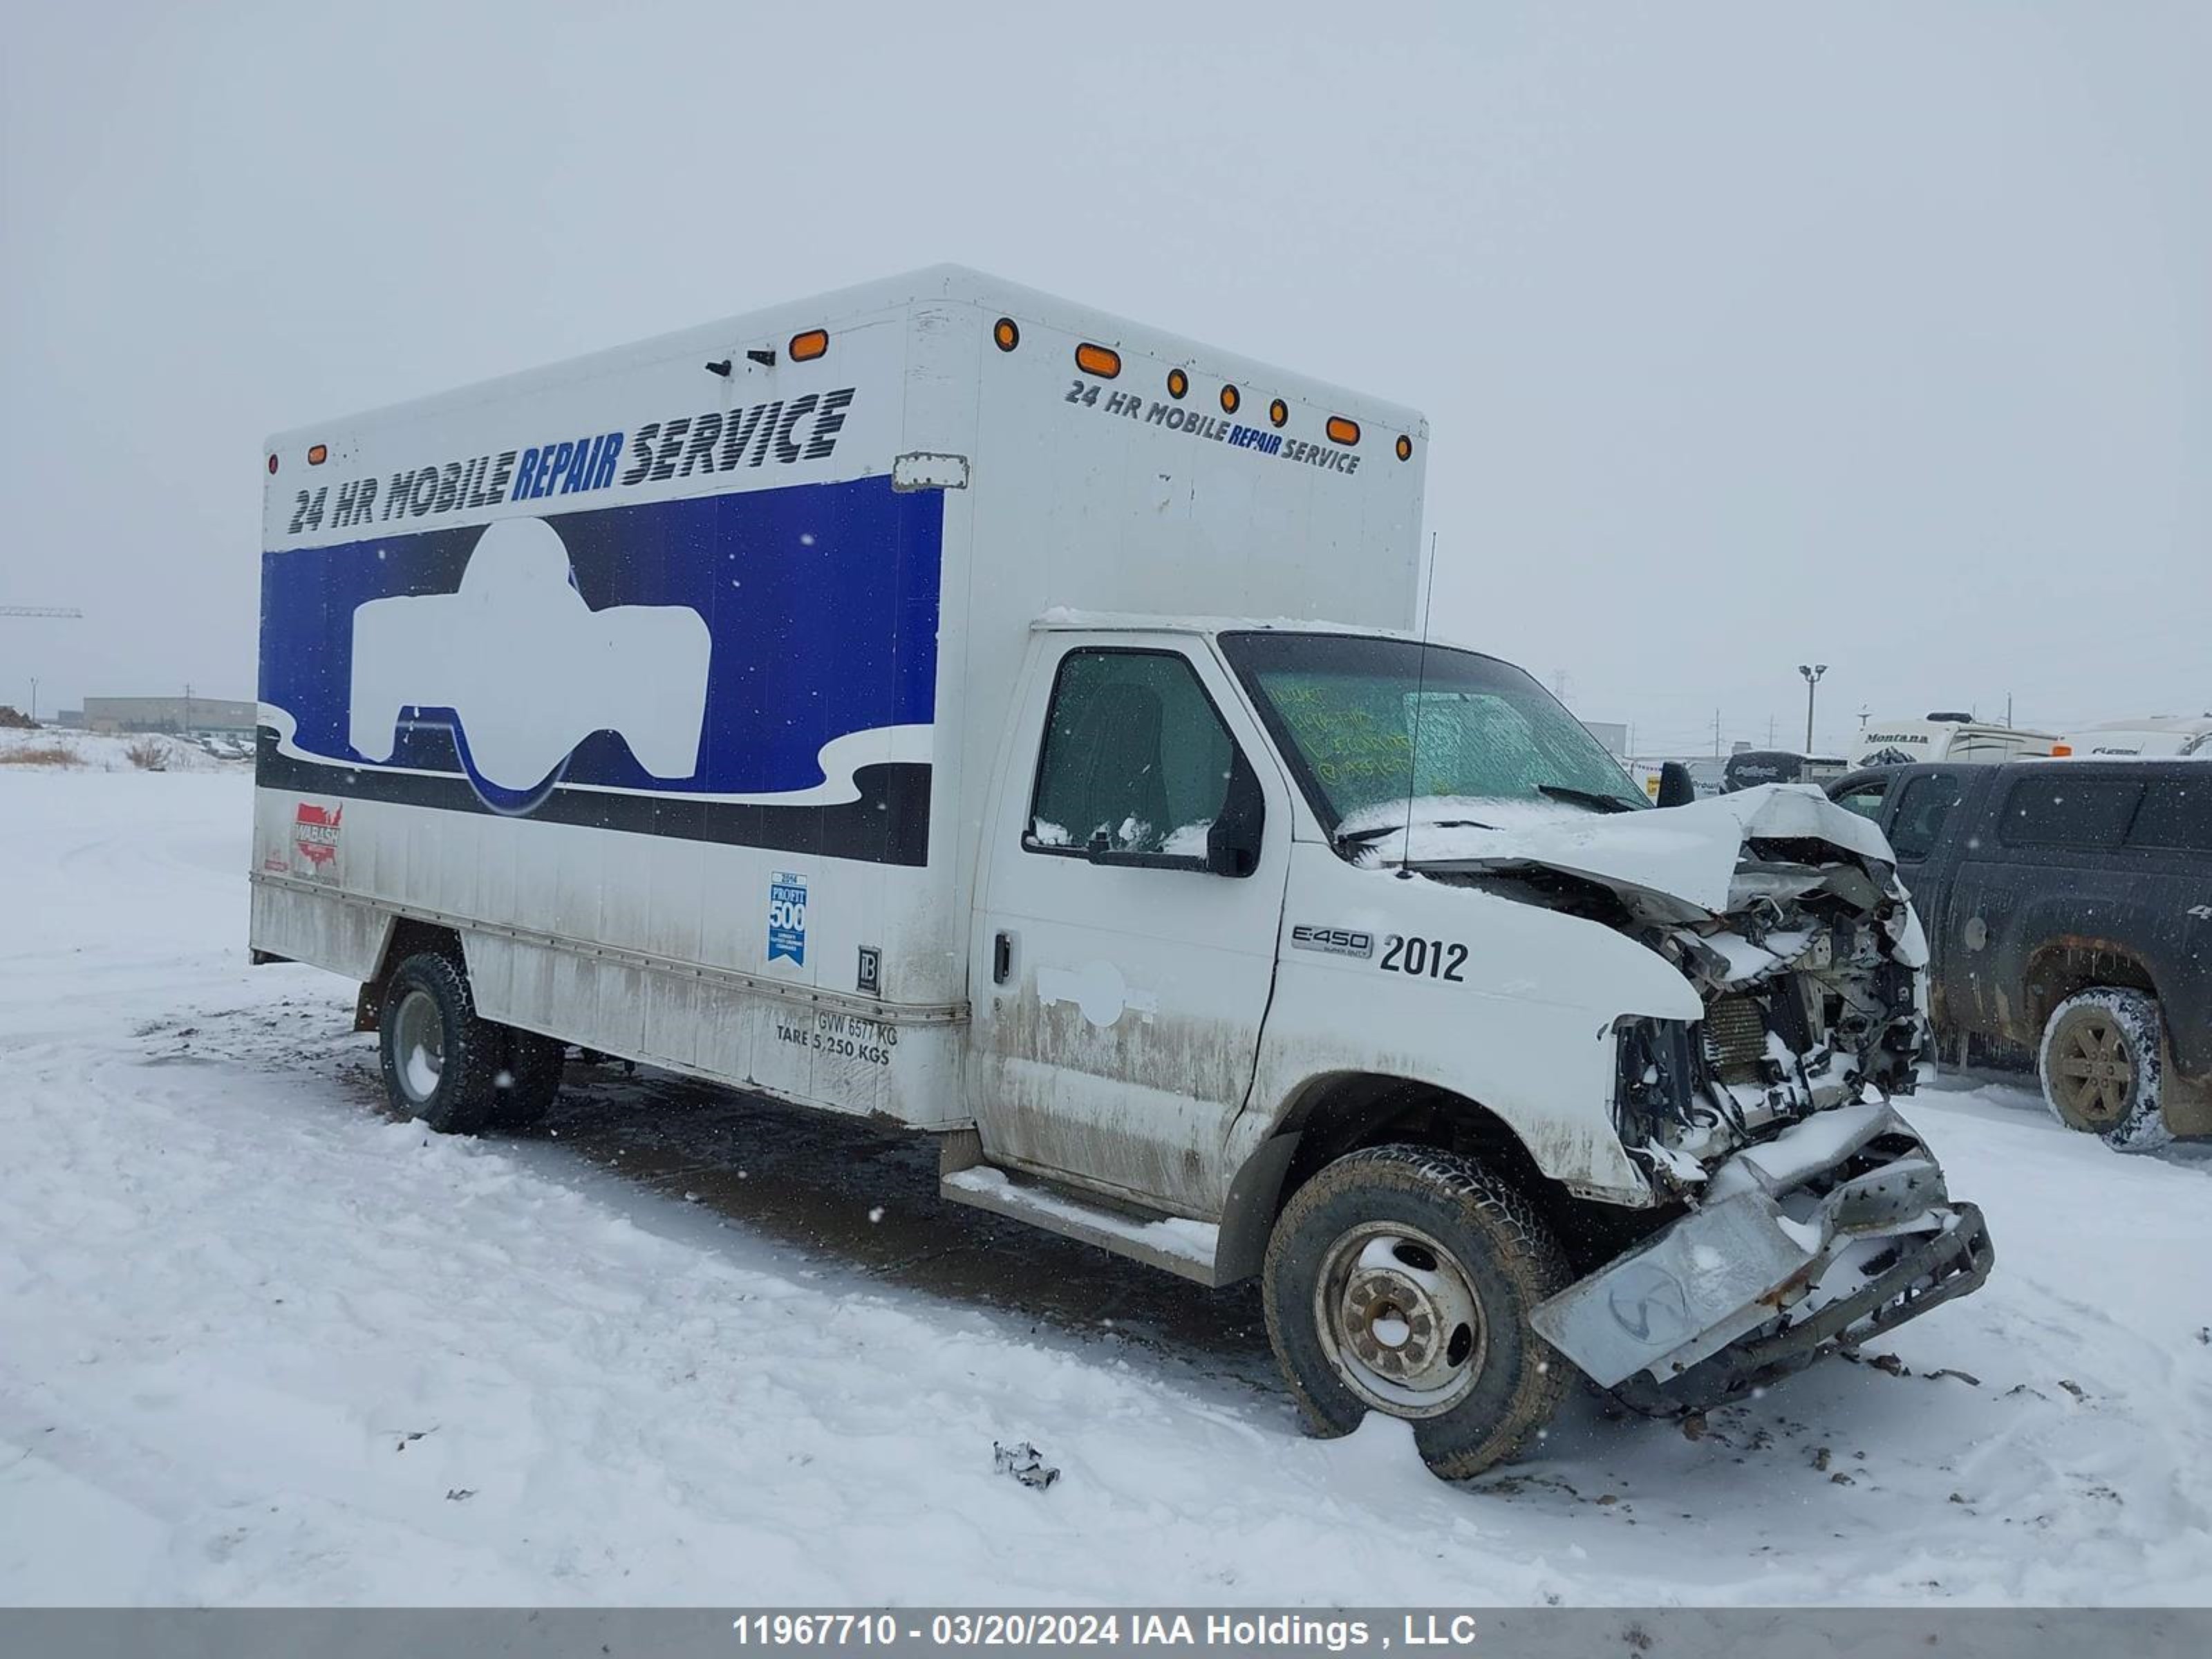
[
  {"left": 487, "top": 1029, "right": 565, "bottom": 1131},
  {"left": 2039, "top": 987, "right": 2171, "bottom": 1154},
  {"left": 377, "top": 951, "right": 500, "bottom": 1135},
  {"left": 1262, "top": 1143, "right": 1573, "bottom": 1480}
]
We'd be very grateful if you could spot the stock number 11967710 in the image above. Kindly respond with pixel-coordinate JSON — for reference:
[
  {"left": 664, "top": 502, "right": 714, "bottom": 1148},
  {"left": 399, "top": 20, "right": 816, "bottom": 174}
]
[{"left": 1380, "top": 934, "right": 1468, "bottom": 982}]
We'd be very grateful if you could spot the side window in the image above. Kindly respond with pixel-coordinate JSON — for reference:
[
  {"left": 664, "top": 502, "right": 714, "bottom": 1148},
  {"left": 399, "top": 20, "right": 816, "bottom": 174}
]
[
  {"left": 1998, "top": 777, "right": 2144, "bottom": 850},
  {"left": 1833, "top": 780, "right": 1890, "bottom": 822},
  {"left": 1888, "top": 774, "right": 1964, "bottom": 861},
  {"left": 1027, "top": 650, "right": 1237, "bottom": 859},
  {"left": 2126, "top": 778, "right": 2212, "bottom": 853}
]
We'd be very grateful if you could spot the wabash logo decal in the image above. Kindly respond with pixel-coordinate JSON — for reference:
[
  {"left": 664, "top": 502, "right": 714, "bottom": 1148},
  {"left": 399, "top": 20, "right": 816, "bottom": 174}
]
[{"left": 294, "top": 803, "right": 342, "bottom": 868}]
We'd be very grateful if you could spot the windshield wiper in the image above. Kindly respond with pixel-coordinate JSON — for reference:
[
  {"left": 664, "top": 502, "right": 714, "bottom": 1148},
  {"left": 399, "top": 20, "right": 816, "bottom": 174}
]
[
  {"left": 1334, "top": 816, "right": 1492, "bottom": 852},
  {"left": 1535, "top": 782, "right": 1638, "bottom": 814}
]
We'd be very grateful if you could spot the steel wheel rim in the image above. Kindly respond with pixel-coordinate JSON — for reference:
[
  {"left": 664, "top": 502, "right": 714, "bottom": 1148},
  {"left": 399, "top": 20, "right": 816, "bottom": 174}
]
[
  {"left": 2054, "top": 1014, "right": 2134, "bottom": 1127},
  {"left": 392, "top": 988, "right": 446, "bottom": 1105},
  {"left": 1313, "top": 1220, "right": 1487, "bottom": 1419}
]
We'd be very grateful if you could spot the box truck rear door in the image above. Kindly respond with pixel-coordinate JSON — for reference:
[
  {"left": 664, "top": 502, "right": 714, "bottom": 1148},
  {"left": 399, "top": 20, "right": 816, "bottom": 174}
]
[{"left": 970, "top": 635, "right": 1291, "bottom": 1215}]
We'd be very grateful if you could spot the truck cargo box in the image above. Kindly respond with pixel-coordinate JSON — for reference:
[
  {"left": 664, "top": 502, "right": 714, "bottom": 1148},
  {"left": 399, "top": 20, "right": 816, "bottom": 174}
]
[{"left": 253, "top": 265, "right": 1427, "bottom": 1127}]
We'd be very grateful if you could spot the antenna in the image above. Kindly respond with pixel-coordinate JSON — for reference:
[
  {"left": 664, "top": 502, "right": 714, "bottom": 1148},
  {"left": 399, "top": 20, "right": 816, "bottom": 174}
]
[{"left": 1397, "top": 532, "right": 1441, "bottom": 877}]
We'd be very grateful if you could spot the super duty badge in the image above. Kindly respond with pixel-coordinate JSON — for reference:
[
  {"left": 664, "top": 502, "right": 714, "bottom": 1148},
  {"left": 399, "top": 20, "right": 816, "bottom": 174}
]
[{"left": 1291, "top": 924, "right": 1374, "bottom": 959}]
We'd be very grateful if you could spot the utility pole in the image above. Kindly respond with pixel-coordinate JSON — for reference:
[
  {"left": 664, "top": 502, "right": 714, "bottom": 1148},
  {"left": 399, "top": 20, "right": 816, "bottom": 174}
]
[
  {"left": 2006, "top": 691, "right": 2014, "bottom": 727},
  {"left": 1798, "top": 664, "right": 1828, "bottom": 753},
  {"left": 1712, "top": 708, "right": 1722, "bottom": 758},
  {"left": 28, "top": 677, "right": 37, "bottom": 723},
  {"left": 183, "top": 682, "right": 194, "bottom": 738}
]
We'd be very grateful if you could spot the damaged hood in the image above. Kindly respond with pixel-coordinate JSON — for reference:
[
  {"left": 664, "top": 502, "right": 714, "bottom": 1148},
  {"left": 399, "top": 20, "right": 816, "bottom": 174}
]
[{"left": 1387, "top": 785, "right": 1902, "bottom": 924}]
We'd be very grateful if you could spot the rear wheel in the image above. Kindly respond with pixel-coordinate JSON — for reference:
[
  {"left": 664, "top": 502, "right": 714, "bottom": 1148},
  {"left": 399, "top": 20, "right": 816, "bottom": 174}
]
[
  {"left": 2039, "top": 987, "right": 2171, "bottom": 1153},
  {"left": 1262, "top": 1144, "right": 1572, "bottom": 1479},
  {"left": 488, "top": 1029, "right": 565, "bottom": 1130},
  {"left": 377, "top": 952, "right": 500, "bottom": 1134}
]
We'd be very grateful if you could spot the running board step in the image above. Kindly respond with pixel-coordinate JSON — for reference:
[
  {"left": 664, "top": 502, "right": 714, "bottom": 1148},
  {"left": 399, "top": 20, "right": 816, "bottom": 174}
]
[{"left": 939, "top": 1165, "right": 1224, "bottom": 1286}]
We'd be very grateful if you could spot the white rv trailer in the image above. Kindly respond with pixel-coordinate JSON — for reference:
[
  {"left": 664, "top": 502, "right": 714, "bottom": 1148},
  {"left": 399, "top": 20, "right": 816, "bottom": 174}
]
[
  {"left": 255, "top": 268, "right": 1987, "bottom": 1476},
  {"left": 1848, "top": 715, "right": 2060, "bottom": 770},
  {"left": 2057, "top": 716, "right": 2212, "bottom": 758}
]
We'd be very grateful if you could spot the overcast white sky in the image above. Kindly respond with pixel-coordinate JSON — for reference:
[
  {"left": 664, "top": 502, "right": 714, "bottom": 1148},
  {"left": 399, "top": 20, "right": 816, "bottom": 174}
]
[{"left": 3, "top": 1, "right": 2204, "bottom": 751}]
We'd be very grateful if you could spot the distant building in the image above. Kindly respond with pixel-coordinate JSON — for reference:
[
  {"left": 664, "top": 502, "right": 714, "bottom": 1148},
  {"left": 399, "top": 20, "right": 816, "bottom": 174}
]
[
  {"left": 83, "top": 695, "right": 256, "bottom": 736},
  {"left": 56, "top": 709, "right": 85, "bottom": 729},
  {"left": 1581, "top": 720, "right": 1630, "bottom": 759}
]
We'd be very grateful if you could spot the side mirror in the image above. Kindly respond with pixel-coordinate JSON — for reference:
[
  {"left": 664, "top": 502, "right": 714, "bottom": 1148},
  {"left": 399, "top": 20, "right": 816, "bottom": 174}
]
[
  {"left": 1656, "top": 762, "right": 1697, "bottom": 808},
  {"left": 1205, "top": 752, "right": 1265, "bottom": 877}
]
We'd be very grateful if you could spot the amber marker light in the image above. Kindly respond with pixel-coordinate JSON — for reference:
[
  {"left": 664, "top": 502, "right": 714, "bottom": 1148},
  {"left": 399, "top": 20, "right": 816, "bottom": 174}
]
[
  {"left": 307, "top": 444, "right": 328, "bottom": 465},
  {"left": 789, "top": 328, "right": 829, "bottom": 361},
  {"left": 1075, "top": 343, "right": 1122, "bottom": 378},
  {"left": 1167, "top": 368, "right": 1188, "bottom": 400},
  {"left": 1220, "top": 384, "right": 1241, "bottom": 414},
  {"left": 993, "top": 317, "right": 1020, "bottom": 351},
  {"left": 1327, "top": 417, "right": 1361, "bottom": 446},
  {"left": 1395, "top": 434, "right": 1414, "bottom": 461}
]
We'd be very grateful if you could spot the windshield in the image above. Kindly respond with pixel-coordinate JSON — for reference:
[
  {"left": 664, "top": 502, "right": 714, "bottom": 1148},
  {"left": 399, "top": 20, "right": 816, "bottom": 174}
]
[{"left": 1219, "top": 630, "right": 1647, "bottom": 835}]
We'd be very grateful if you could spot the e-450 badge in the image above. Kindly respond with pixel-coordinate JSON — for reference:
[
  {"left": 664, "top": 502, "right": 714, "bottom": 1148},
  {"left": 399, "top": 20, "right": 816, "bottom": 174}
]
[{"left": 1290, "top": 924, "right": 1374, "bottom": 959}]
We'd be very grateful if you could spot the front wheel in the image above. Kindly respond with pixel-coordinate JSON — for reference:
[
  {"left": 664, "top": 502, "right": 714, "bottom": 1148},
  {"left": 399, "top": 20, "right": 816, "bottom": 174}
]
[{"left": 1262, "top": 1144, "right": 1573, "bottom": 1479}]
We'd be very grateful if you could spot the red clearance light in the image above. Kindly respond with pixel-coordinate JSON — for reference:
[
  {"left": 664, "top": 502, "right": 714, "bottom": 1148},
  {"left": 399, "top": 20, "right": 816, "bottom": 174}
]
[
  {"left": 789, "top": 328, "right": 829, "bottom": 362},
  {"left": 1074, "top": 342, "right": 1122, "bottom": 378},
  {"left": 266, "top": 453, "right": 279, "bottom": 475}
]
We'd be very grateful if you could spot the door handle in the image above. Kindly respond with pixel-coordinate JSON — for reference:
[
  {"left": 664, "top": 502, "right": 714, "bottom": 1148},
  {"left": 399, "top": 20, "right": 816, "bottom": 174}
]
[{"left": 993, "top": 930, "right": 1014, "bottom": 985}]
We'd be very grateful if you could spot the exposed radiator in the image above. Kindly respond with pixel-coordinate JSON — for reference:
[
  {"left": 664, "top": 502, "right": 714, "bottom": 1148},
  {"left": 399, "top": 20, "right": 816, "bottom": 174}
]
[{"left": 1703, "top": 993, "right": 1770, "bottom": 1085}]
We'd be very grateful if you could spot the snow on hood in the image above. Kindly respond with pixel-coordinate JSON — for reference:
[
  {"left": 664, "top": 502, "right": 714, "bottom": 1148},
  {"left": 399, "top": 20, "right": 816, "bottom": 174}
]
[{"left": 1349, "top": 785, "right": 1898, "bottom": 919}]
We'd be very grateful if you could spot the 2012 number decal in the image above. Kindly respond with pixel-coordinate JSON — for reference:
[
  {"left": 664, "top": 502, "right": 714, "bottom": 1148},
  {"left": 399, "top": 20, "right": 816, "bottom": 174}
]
[{"left": 1380, "top": 935, "right": 1468, "bottom": 982}]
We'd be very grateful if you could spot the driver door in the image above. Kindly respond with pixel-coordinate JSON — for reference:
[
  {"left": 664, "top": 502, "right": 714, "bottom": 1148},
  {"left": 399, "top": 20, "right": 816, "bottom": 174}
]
[{"left": 968, "top": 634, "right": 1291, "bottom": 1214}]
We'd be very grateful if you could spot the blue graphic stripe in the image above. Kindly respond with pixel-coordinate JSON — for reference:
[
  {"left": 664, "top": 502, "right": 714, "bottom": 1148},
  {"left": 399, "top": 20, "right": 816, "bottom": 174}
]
[{"left": 259, "top": 474, "right": 943, "bottom": 802}]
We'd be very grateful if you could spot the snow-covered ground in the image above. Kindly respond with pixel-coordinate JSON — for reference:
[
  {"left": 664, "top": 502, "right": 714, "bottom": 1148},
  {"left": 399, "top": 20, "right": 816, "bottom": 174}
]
[
  {"left": 0, "top": 725, "right": 249, "bottom": 774},
  {"left": 3, "top": 767, "right": 2209, "bottom": 1606}
]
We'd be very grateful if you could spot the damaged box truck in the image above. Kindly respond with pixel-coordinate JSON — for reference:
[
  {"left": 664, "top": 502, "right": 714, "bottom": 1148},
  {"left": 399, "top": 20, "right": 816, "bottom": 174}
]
[{"left": 254, "top": 267, "right": 1991, "bottom": 1477}]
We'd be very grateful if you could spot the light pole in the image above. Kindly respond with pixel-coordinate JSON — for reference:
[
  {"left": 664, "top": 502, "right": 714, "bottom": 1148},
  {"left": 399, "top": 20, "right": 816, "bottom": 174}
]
[
  {"left": 28, "top": 677, "right": 37, "bottom": 724},
  {"left": 1798, "top": 664, "right": 1828, "bottom": 753}
]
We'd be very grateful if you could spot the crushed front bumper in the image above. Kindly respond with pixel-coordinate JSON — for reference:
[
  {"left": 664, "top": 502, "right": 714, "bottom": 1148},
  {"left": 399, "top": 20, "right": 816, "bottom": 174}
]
[{"left": 1528, "top": 1102, "right": 1994, "bottom": 1411}]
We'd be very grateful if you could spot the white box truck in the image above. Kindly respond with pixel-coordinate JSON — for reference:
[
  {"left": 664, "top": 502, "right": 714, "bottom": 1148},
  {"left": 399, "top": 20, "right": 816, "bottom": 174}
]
[{"left": 255, "top": 267, "right": 1989, "bottom": 1477}]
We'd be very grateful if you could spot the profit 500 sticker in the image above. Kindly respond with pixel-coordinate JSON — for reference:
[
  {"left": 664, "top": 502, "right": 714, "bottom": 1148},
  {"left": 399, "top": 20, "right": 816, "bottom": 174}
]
[{"left": 767, "top": 871, "right": 808, "bottom": 965}]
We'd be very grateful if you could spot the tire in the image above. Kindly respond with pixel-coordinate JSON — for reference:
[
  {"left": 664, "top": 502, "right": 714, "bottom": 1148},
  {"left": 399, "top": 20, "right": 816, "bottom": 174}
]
[
  {"left": 2039, "top": 987, "right": 2171, "bottom": 1153},
  {"left": 377, "top": 951, "right": 500, "bottom": 1134},
  {"left": 1262, "top": 1144, "right": 1573, "bottom": 1480},
  {"left": 487, "top": 1029, "right": 565, "bottom": 1130}
]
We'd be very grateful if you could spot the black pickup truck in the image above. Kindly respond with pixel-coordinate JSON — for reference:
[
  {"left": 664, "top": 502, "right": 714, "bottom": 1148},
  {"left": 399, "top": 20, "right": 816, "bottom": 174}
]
[{"left": 1824, "top": 759, "right": 2212, "bottom": 1152}]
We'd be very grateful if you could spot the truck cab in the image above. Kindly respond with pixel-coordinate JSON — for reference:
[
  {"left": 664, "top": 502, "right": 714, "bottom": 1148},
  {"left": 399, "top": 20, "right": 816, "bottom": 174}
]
[{"left": 955, "top": 616, "right": 1990, "bottom": 1468}]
